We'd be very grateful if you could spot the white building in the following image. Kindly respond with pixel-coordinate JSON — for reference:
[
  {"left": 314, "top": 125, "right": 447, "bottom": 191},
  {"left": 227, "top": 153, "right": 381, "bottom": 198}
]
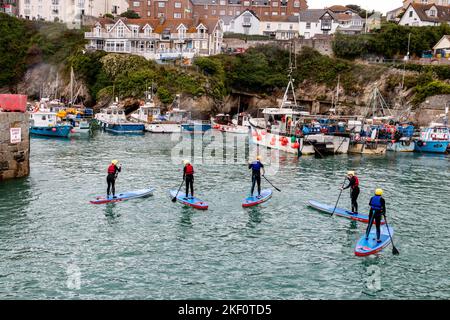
[
  {"left": 399, "top": 3, "right": 450, "bottom": 26},
  {"left": 85, "top": 17, "right": 223, "bottom": 62},
  {"left": 298, "top": 9, "right": 339, "bottom": 39},
  {"left": 259, "top": 15, "right": 299, "bottom": 40},
  {"left": 19, "top": 0, "right": 128, "bottom": 28},
  {"left": 225, "top": 9, "right": 260, "bottom": 35}
]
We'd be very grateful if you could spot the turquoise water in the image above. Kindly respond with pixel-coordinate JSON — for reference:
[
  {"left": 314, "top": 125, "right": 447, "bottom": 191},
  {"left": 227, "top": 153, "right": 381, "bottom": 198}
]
[{"left": 0, "top": 131, "right": 449, "bottom": 299}]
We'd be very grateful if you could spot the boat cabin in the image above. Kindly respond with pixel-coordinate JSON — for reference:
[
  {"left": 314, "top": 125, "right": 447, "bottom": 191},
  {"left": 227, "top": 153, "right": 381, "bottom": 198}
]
[
  {"left": 421, "top": 126, "right": 450, "bottom": 141},
  {"left": 30, "top": 112, "right": 58, "bottom": 127},
  {"left": 166, "top": 108, "right": 190, "bottom": 123},
  {"left": 214, "top": 114, "right": 232, "bottom": 125}
]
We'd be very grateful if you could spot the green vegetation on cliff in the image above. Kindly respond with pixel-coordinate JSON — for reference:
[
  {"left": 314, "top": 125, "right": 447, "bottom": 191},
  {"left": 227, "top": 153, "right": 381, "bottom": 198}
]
[
  {"left": 333, "top": 23, "right": 450, "bottom": 60},
  {"left": 2, "top": 15, "right": 450, "bottom": 107}
]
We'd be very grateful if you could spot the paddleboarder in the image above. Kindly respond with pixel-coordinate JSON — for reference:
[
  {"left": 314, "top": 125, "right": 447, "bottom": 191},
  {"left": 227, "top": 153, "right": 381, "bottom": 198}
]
[
  {"left": 248, "top": 155, "right": 265, "bottom": 198},
  {"left": 107, "top": 160, "right": 121, "bottom": 199},
  {"left": 183, "top": 159, "right": 194, "bottom": 200},
  {"left": 366, "top": 189, "right": 386, "bottom": 243},
  {"left": 341, "top": 171, "right": 360, "bottom": 214}
]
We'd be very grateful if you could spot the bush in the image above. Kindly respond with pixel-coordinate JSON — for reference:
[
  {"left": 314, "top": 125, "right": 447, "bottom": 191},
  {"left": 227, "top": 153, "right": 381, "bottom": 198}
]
[{"left": 119, "top": 10, "right": 140, "bottom": 19}]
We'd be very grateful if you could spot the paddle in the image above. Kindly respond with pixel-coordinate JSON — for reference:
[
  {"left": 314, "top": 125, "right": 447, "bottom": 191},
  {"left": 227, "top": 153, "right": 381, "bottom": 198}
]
[
  {"left": 331, "top": 176, "right": 347, "bottom": 217},
  {"left": 383, "top": 213, "right": 400, "bottom": 255},
  {"left": 262, "top": 175, "right": 281, "bottom": 192},
  {"left": 172, "top": 178, "right": 185, "bottom": 202}
]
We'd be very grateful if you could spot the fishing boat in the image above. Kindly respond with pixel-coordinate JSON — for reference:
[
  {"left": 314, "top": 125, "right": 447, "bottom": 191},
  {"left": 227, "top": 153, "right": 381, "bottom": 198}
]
[
  {"left": 147, "top": 108, "right": 190, "bottom": 133},
  {"left": 414, "top": 126, "right": 449, "bottom": 153},
  {"left": 181, "top": 120, "right": 212, "bottom": 133},
  {"left": 348, "top": 89, "right": 393, "bottom": 155},
  {"left": 29, "top": 111, "right": 73, "bottom": 138},
  {"left": 95, "top": 101, "right": 145, "bottom": 134},
  {"left": 386, "top": 124, "right": 415, "bottom": 152},
  {"left": 248, "top": 58, "right": 349, "bottom": 156},
  {"left": 211, "top": 113, "right": 249, "bottom": 134}
]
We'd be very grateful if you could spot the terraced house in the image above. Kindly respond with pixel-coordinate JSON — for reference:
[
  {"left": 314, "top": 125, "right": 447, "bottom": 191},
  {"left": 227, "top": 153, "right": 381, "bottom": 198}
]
[
  {"left": 128, "top": 0, "right": 308, "bottom": 20},
  {"left": 84, "top": 16, "right": 223, "bottom": 62}
]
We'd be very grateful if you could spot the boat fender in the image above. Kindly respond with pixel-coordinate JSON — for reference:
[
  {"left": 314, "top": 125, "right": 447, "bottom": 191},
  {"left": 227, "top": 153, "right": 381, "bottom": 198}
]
[{"left": 52, "top": 128, "right": 57, "bottom": 132}]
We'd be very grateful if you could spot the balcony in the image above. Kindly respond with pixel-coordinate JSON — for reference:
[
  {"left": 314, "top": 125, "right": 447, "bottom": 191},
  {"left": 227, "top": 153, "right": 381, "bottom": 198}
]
[{"left": 85, "top": 32, "right": 160, "bottom": 40}]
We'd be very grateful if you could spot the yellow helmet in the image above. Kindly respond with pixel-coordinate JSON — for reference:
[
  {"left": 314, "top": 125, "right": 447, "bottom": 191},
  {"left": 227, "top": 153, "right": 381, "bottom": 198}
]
[
  {"left": 347, "top": 171, "right": 355, "bottom": 176},
  {"left": 111, "top": 160, "right": 119, "bottom": 165},
  {"left": 183, "top": 159, "right": 190, "bottom": 165},
  {"left": 375, "top": 188, "right": 383, "bottom": 196}
]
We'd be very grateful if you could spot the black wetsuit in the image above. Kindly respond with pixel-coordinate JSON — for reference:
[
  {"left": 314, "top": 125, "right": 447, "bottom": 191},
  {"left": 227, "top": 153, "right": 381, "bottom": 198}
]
[
  {"left": 183, "top": 164, "right": 194, "bottom": 198},
  {"left": 343, "top": 176, "right": 360, "bottom": 213},
  {"left": 366, "top": 196, "right": 386, "bottom": 241},
  {"left": 249, "top": 161, "right": 264, "bottom": 196},
  {"left": 107, "top": 165, "right": 121, "bottom": 197}
]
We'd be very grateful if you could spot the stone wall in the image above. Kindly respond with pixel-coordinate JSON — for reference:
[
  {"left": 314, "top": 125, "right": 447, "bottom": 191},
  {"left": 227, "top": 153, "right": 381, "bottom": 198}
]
[
  {"left": 0, "top": 112, "right": 30, "bottom": 181},
  {"left": 222, "top": 37, "right": 333, "bottom": 56}
]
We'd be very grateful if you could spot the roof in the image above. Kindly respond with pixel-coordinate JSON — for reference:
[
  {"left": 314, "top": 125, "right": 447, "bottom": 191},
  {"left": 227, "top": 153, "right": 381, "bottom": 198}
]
[
  {"left": 260, "top": 15, "right": 299, "bottom": 23},
  {"left": 299, "top": 9, "right": 336, "bottom": 22},
  {"left": 327, "top": 5, "right": 355, "bottom": 13},
  {"left": 97, "top": 17, "right": 220, "bottom": 33},
  {"left": 433, "top": 35, "right": 450, "bottom": 50},
  {"left": 407, "top": 3, "right": 450, "bottom": 23}
]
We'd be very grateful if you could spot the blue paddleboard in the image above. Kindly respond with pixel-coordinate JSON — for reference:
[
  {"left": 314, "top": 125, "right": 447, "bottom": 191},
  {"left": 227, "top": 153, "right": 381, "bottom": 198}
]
[
  {"left": 90, "top": 187, "right": 154, "bottom": 204},
  {"left": 242, "top": 189, "right": 272, "bottom": 208},
  {"left": 169, "top": 190, "right": 208, "bottom": 210},
  {"left": 308, "top": 200, "right": 385, "bottom": 225},
  {"left": 355, "top": 225, "right": 394, "bottom": 256}
]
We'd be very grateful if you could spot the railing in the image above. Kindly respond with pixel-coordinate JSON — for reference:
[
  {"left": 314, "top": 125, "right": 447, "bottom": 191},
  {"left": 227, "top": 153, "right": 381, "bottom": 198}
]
[
  {"left": 85, "top": 32, "right": 160, "bottom": 39},
  {"left": 85, "top": 32, "right": 208, "bottom": 41}
]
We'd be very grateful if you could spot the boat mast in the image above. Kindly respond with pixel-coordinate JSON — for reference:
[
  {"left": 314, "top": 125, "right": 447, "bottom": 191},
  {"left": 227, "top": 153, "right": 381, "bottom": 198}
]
[
  {"left": 70, "top": 67, "right": 74, "bottom": 106},
  {"left": 281, "top": 41, "right": 297, "bottom": 109}
]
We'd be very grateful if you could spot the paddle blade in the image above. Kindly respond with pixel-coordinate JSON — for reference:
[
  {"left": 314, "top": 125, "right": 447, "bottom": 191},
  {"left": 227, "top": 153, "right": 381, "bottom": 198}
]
[{"left": 392, "top": 246, "right": 400, "bottom": 255}]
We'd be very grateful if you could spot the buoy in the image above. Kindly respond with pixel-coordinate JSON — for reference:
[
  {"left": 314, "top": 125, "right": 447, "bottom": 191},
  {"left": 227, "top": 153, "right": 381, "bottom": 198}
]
[
  {"left": 261, "top": 130, "right": 266, "bottom": 135},
  {"left": 71, "top": 129, "right": 76, "bottom": 133},
  {"left": 257, "top": 135, "right": 262, "bottom": 141},
  {"left": 52, "top": 128, "right": 57, "bottom": 132},
  {"left": 292, "top": 142, "right": 300, "bottom": 149},
  {"left": 252, "top": 131, "right": 257, "bottom": 137}
]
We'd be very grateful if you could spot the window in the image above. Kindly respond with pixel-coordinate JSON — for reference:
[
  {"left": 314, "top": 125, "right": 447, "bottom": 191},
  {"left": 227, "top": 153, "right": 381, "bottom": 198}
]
[
  {"left": 117, "top": 26, "right": 124, "bottom": 38},
  {"left": 272, "top": 1, "right": 278, "bottom": 7},
  {"left": 229, "top": 10, "right": 233, "bottom": 15},
  {"left": 272, "top": 12, "right": 278, "bottom": 15},
  {"left": 147, "top": 11, "right": 151, "bottom": 17},
  {"left": 133, "top": 1, "right": 140, "bottom": 7},
  {"left": 264, "top": 11, "right": 269, "bottom": 15},
  {"left": 158, "top": 13, "right": 164, "bottom": 17},
  {"left": 112, "top": 5, "right": 118, "bottom": 14},
  {"left": 289, "top": 24, "right": 293, "bottom": 30},
  {"left": 281, "top": 0, "right": 287, "bottom": 6},
  {"left": 409, "top": 11, "right": 413, "bottom": 18},
  {"left": 220, "top": 10, "right": 225, "bottom": 15},
  {"left": 51, "top": 0, "right": 58, "bottom": 4},
  {"left": 174, "top": 13, "right": 181, "bottom": 18},
  {"left": 306, "top": 22, "right": 311, "bottom": 29},
  {"left": 266, "top": 23, "right": 270, "bottom": 29},
  {"left": 220, "top": 0, "right": 225, "bottom": 4},
  {"left": 244, "top": 1, "right": 249, "bottom": 5},
  {"left": 147, "top": 1, "right": 151, "bottom": 5},
  {"left": 236, "top": 11, "right": 240, "bottom": 15},
  {"left": 294, "top": 1, "right": 300, "bottom": 7},
  {"left": 429, "top": 9, "right": 436, "bottom": 17},
  {"left": 158, "top": 2, "right": 165, "bottom": 7},
  {"left": 175, "top": 2, "right": 181, "bottom": 8},
  {"left": 212, "top": 9, "right": 216, "bottom": 15}
]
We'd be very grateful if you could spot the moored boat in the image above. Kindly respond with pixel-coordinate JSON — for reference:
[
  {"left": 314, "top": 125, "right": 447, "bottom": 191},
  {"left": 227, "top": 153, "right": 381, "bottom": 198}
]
[
  {"left": 95, "top": 101, "right": 144, "bottom": 134},
  {"left": 414, "top": 126, "right": 449, "bottom": 153},
  {"left": 29, "top": 111, "right": 73, "bottom": 138}
]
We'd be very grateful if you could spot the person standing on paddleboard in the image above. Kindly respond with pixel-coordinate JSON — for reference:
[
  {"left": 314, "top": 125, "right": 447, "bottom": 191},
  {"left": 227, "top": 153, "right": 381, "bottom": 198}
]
[
  {"left": 341, "top": 171, "right": 360, "bottom": 214},
  {"left": 183, "top": 160, "right": 194, "bottom": 200},
  {"left": 366, "top": 189, "right": 386, "bottom": 243},
  {"left": 248, "top": 155, "right": 265, "bottom": 199},
  {"left": 107, "top": 160, "right": 121, "bottom": 199}
]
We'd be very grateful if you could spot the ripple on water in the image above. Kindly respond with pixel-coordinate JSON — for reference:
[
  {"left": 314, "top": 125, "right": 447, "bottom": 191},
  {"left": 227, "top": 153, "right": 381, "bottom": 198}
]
[{"left": 0, "top": 133, "right": 449, "bottom": 299}]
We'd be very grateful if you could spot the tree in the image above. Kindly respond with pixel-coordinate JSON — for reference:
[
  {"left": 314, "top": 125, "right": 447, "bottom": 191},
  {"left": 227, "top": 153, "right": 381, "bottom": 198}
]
[
  {"left": 0, "top": 13, "right": 30, "bottom": 91},
  {"left": 119, "top": 10, "right": 140, "bottom": 19}
]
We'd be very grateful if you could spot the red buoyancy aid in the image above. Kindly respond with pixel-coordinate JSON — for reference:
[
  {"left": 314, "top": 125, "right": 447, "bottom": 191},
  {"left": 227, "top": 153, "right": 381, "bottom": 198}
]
[
  {"left": 108, "top": 164, "right": 116, "bottom": 174},
  {"left": 352, "top": 176, "right": 359, "bottom": 189},
  {"left": 185, "top": 164, "right": 194, "bottom": 175}
]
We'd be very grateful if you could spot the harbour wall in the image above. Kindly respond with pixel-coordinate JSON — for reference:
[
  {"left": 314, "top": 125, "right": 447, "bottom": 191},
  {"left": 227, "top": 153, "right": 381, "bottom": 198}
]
[{"left": 0, "top": 112, "right": 30, "bottom": 181}]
